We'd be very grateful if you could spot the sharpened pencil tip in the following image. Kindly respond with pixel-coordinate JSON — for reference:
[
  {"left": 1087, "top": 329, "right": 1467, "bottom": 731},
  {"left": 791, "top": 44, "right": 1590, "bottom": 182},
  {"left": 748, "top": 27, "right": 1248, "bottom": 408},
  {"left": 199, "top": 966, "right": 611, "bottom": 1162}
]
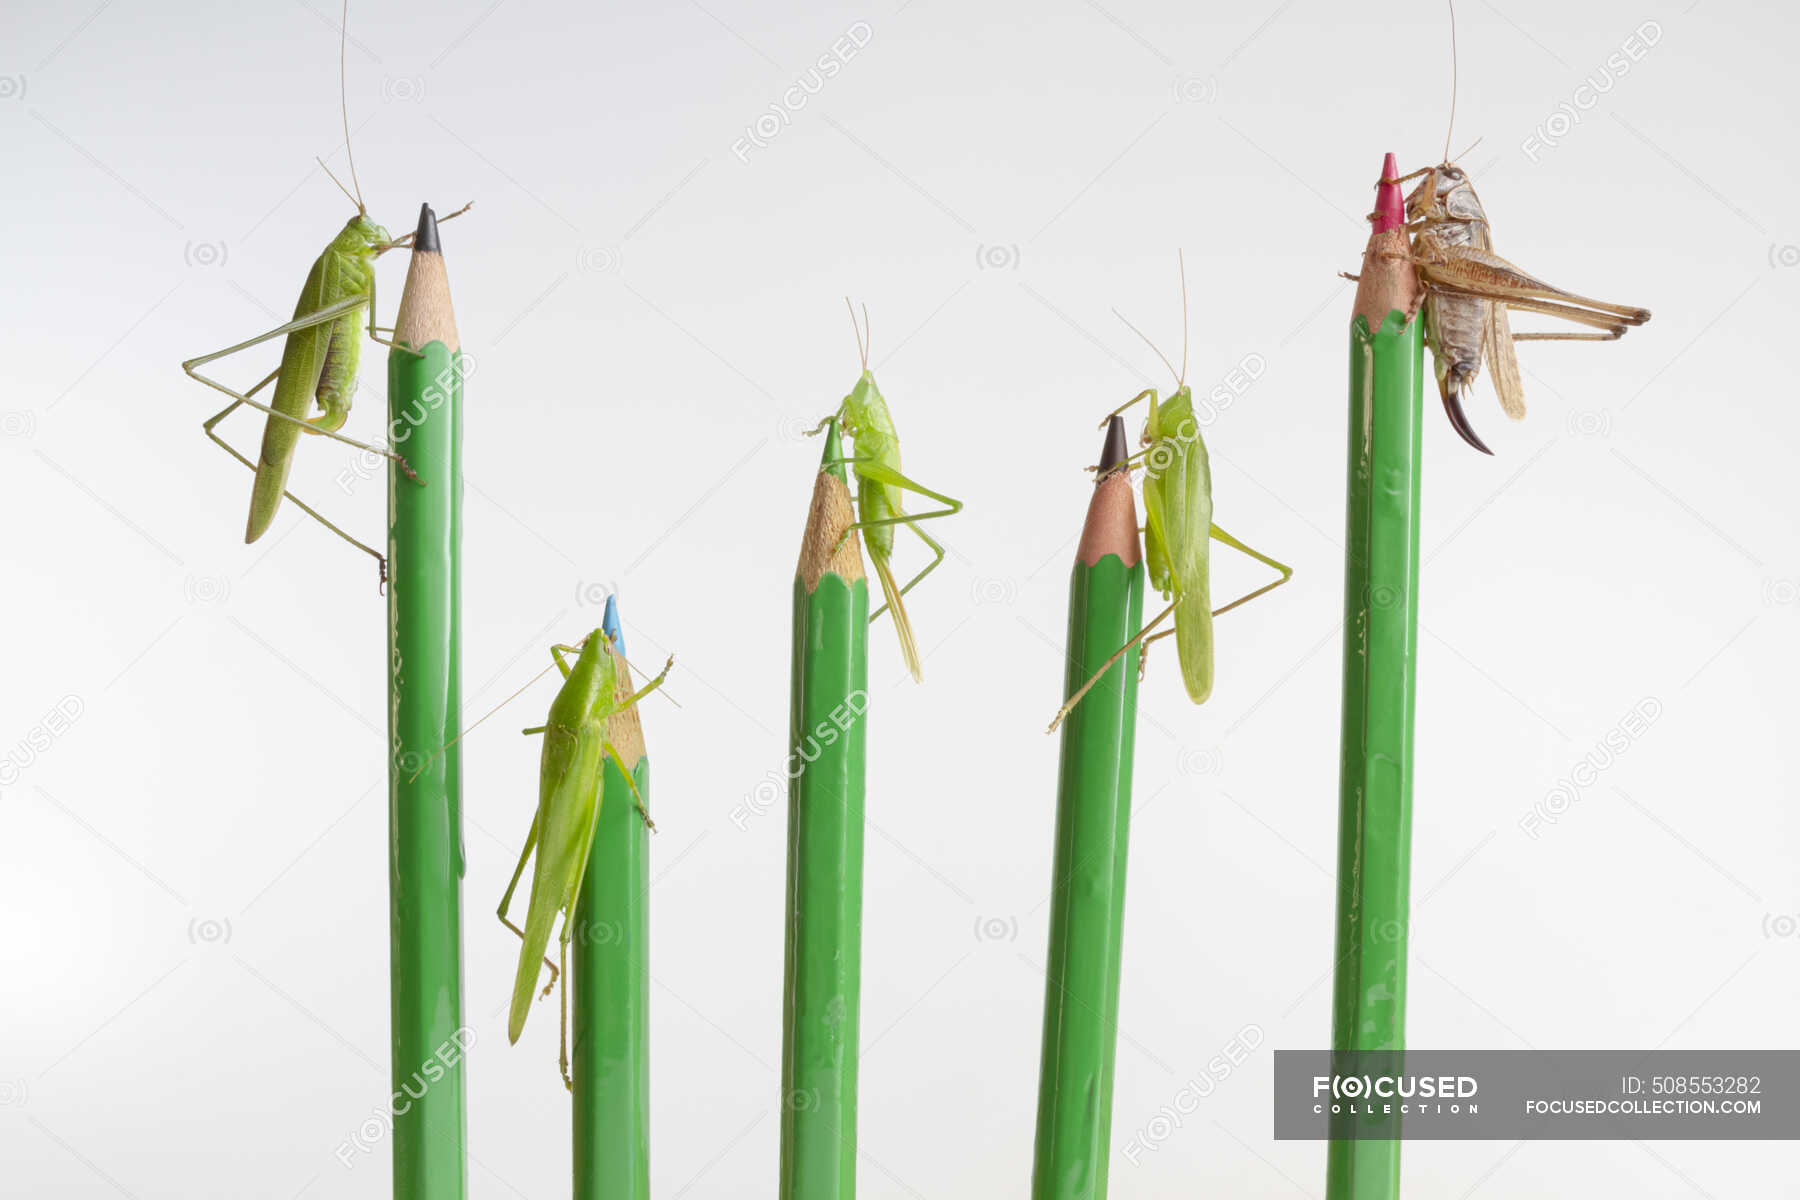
[
  {"left": 1371, "top": 152, "right": 1404, "bottom": 235},
  {"left": 819, "top": 416, "right": 846, "bottom": 483},
  {"left": 414, "top": 203, "right": 440, "bottom": 254},
  {"left": 1099, "top": 415, "right": 1128, "bottom": 476},
  {"left": 602, "top": 594, "right": 625, "bottom": 655}
]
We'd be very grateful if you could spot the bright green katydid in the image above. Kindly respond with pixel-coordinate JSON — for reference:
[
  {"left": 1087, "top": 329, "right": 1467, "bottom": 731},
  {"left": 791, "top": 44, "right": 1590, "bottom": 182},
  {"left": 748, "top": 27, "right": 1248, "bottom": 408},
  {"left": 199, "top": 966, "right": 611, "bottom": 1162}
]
[
  {"left": 180, "top": 0, "right": 468, "bottom": 585},
  {"left": 808, "top": 302, "right": 963, "bottom": 682},
  {"left": 499, "top": 628, "right": 673, "bottom": 1089},
  {"left": 1048, "top": 256, "right": 1293, "bottom": 731},
  {"left": 184, "top": 211, "right": 401, "bottom": 580}
]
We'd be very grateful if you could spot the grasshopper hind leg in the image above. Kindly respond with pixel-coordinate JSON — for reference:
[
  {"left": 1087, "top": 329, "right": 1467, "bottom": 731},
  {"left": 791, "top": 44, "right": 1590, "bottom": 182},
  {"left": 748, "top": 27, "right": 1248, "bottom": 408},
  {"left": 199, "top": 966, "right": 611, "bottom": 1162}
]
[
  {"left": 200, "top": 371, "right": 390, "bottom": 587},
  {"left": 1047, "top": 600, "right": 1177, "bottom": 734},
  {"left": 496, "top": 816, "right": 559, "bottom": 999},
  {"left": 182, "top": 295, "right": 421, "bottom": 479},
  {"left": 822, "top": 456, "right": 964, "bottom": 621},
  {"left": 1048, "top": 523, "right": 1294, "bottom": 731},
  {"left": 559, "top": 934, "right": 573, "bottom": 1091}
]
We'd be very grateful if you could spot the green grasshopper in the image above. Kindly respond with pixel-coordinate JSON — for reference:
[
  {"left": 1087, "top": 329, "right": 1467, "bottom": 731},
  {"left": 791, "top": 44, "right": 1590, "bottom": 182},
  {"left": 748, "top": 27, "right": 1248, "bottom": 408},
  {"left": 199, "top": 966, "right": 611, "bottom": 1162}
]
[
  {"left": 181, "top": 1, "right": 468, "bottom": 585},
  {"left": 499, "top": 627, "right": 672, "bottom": 1088},
  {"left": 807, "top": 303, "right": 963, "bottom": 681},
  {"left": 1048, "top": 258, "right": 1293, "bottom": 731}
]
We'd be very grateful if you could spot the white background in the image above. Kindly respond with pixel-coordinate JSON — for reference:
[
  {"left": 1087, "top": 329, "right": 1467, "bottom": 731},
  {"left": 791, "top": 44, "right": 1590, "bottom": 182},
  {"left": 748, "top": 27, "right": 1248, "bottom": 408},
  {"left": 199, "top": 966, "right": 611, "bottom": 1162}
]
[{"left": 3, "top": 1, "right": 1797, "bottom": 1196}]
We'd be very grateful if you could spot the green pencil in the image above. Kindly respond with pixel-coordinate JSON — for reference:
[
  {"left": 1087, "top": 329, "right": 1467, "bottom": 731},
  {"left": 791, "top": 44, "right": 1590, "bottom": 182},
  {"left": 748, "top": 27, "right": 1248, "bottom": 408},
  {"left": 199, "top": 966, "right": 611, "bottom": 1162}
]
[
  {"left": 1326, "top": 154, "right": 1425, "bottom": 1200},
  {"left": 780, "top": 420, "right": 870, "bottom": 1200},
  {"left": 386, "top": 203, "right": 468, "bottom": 1200},
  {"left": 1032, "top": 417, "right": 1144, "bottom": 1200},
  {"left": 572, "top": 595, "right": 651, "bottom": 1200}
]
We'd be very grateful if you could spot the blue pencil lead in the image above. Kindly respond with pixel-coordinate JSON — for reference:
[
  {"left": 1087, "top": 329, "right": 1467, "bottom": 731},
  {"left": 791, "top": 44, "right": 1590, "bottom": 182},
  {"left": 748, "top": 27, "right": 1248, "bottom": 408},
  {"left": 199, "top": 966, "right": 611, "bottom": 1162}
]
[{"left": 601, "top": 594, "right": 625, "bottom": 656}]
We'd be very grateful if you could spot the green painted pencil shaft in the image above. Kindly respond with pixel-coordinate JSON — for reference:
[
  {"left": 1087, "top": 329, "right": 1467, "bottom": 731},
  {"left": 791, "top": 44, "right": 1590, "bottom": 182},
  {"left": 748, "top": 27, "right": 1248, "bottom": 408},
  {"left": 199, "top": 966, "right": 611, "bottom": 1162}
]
[
  {"left": 1326, "top": 307, "right": 1424, "bottom": 1200},
  {"left": 573, "top": 750, "right": 651, "bottom": 1200},
  {"left": 1033, "top": 550, "right": 1143, "bottom": 1200},
  {"left": 781, "top": 426, "right": 870, "bottom": 1200},
  {"left": 387, "top": 228, "right": 467, "bottom": 1200}
]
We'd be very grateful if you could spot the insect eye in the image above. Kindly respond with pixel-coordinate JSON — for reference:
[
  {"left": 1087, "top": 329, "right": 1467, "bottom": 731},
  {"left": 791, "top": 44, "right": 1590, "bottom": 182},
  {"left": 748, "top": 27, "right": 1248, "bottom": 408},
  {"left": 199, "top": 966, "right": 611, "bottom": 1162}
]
[{"left": 1443, "top": 167, "right": 1463, "bottom": 181}]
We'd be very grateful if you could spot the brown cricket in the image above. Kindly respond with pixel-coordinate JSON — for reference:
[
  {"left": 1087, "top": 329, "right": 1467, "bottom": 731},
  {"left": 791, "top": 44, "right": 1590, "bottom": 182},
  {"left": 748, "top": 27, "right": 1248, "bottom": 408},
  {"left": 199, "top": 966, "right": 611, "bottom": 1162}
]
[
  {"left": 1394, "top": 159, "right": 1652, "bottom": 453},
  {"left": 1366, "top": 0, "right": 1653, "bottom": 453}
]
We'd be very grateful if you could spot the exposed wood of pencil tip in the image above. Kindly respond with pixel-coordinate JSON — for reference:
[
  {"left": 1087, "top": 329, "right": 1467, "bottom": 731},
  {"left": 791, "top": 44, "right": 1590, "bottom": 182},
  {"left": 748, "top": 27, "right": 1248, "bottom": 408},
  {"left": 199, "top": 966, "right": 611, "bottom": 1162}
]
[
  {"left": 603, "top": 645, "right": 647, "bottom": 768},
  {"left": 1077, "top": 416, "right": 1141, "bottom": 569},
  {"left": 797, "top": 469, "right": 865, "bottom": 591},
  {"left": 396, "top": 203, "right": 461, "bottom": 352},
  {"left": 1352, "top": 153, "right": 1418, "bottom": 331}
]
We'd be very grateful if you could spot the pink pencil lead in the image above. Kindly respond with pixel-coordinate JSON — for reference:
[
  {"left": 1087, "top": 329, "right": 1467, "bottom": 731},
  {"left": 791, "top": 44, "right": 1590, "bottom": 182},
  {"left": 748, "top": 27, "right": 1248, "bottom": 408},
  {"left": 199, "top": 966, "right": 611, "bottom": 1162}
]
[{"left": 1371, "top": 151, "right": 1405, "bottom": 235}]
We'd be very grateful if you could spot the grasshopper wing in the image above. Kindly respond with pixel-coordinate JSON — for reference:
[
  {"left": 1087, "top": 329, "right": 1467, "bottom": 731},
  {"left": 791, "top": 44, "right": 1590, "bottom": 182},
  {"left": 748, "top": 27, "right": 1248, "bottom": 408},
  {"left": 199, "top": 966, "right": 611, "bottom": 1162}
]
[
  {"left": 245, "top": 262, "right": 342, "bottom": 542},
  {"left": 506, "top": 723, "right": 607, "bottom": 1043},
  {"left": 1484, "top": 300, "right": 1527, "bottom": 421},
  {"left": 1154, "top": 393, "right": 1216, "bottom": 704}
]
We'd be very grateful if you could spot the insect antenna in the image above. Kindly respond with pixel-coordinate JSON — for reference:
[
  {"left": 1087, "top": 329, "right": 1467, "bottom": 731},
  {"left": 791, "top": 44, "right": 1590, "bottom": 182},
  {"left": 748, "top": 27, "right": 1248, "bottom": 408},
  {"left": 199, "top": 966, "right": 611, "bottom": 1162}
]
[
  {"left": 1448, "top": 136, "right": 1483, "bottom": 164},
  {"left": 1113, "top": 307, "right": 1180, "bottom": 389},
  {"left": 338, "top": 0, "right": 366, "bottom": 214},
  {"left": 1177, "top": 249, "right": 1189, "bottom": 387},
  {"left": 405, "top": 654, "right": 566, "bottom": 783},
  {"left": 316, "top": 157, "right": 361, "bottom": 210},
  {"left": 1442, "top": 0, "right": 1459, "bottom": 164},
  {"left": 845, "top": 297, "right": 869, "bottom": 371}
]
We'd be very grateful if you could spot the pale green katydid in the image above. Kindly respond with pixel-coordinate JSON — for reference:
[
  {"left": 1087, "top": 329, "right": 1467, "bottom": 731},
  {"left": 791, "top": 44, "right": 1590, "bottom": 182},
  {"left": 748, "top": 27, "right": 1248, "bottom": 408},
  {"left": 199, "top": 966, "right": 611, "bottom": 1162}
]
[
  {"left": 1048, "top": 256, "right": 1294, "bottom": 732},
  {"left": 180, "top": 0, "right": 469, "bottom": 585},
  {"left": 807, "top": 302, "right": 964, "bottom": 682},
  {"left": 498, "top": 628, "right": 673, "bottom": 1089}
]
